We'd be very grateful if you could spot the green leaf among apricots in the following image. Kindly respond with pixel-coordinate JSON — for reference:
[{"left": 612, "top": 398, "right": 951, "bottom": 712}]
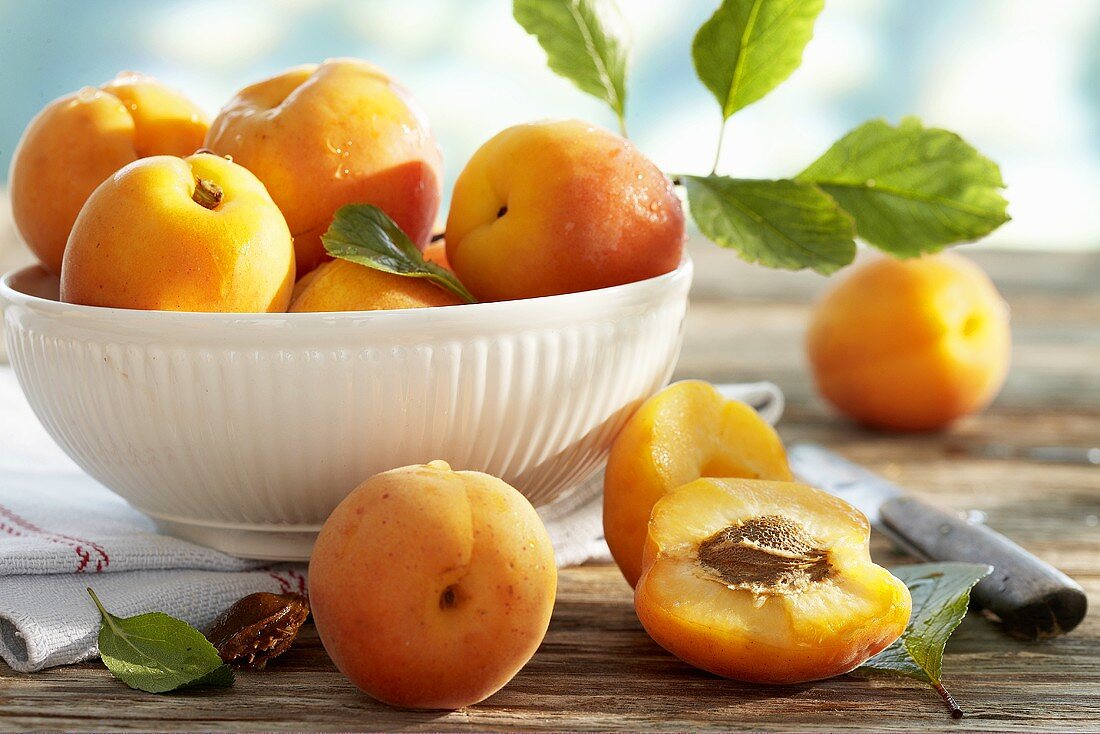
[
  {"left": 514, "top": 0, "right": 630, "bottom": 135},
  {"left": 87, "top": 587, "right": 234, "bottom": 694},
  {"left": 858, "top": 562, "right": 993, "bottom": 718},
  {"left": 692, "top": 0, "right": 824, "bottom": 120},
  {"left": 682, "top": 175, "right": 856, "bottom": 274},
  {"left": 322, "top": 205, "right": 476, "bottom": 304},
  {"left": 797, "top": 117, "right": 1011, "bottom": 257}
]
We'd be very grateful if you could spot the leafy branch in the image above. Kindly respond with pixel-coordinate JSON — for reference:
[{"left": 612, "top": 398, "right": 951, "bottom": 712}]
[{"left": 515, "top": 0, "right": 1009, "bottom": 274}]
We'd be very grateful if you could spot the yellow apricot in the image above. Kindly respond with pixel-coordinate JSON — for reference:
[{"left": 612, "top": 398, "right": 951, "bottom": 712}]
[
  {"left": 288, "top": 259, "right": 462, "bottom": 312},
  {"left": 635, "top": 478, "right": 912, "bottom": 684},
  {"left": 61, "top": 153, "right": 294, "bottom": 312},
  {"left": 603, "top": 380, "right": 792, "bottom": 587}
]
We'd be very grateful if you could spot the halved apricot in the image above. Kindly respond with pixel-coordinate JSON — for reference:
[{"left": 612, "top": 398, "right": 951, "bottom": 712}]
[
  {"left": 634, "top": 478, "right": 911, "bottom": 684},
  {"left": 603, "top": 380, "right": 793, "bottom": 587}
]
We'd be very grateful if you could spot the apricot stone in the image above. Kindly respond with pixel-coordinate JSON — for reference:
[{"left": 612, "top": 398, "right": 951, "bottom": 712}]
[
  {"left": 9, "top": 73, "right": 208, "bottom": 274},
  {"left": 309, "top": 461, "right": 557, "bottom": 710},
  {"left": 205, "top": 59, "right": 442, "bottom": 276},
  {"left": 446, "top": 120, "right": 684, "bottom": 301}
]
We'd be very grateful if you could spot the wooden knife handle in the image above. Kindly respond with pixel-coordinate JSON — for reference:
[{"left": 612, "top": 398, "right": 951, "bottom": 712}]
[{"left": 879, "top": 495, "right": 1088, "bottom": 640}]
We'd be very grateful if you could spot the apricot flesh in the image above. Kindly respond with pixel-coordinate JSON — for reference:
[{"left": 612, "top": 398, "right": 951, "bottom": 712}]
[
  {"left": 445, "top": 119, "right": 684, "bottom": 301},
  {"left": 9, "top": 72, "right": 208, "bottom": 274},
  {"left": 61, "top": 153, "right": 295, "bottom": 312},
  {"left": 807, "top": 252, "right": 1011, "bottom": 431},
  {"left": 308, "top": 461, "right": 557, "bottom": 710},
  {"left": 289, "top": 259, "right": 462, "bottom": 312},
  {"left": 603, "top": 380, "right": 793, "bottom": 587},
  {"left": 205, "top": 59, "right": 442, "bottom": 276},
  {"left": 635, "top": 478, "right": 912, "bottom": 684}
]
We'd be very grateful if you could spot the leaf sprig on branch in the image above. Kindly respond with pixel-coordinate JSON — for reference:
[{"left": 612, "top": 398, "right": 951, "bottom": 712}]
[{"left": 515, "top": 0, "right": 1009, "bottom": 274}]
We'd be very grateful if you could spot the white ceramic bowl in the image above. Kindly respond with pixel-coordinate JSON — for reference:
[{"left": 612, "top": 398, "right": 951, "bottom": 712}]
[{"left": 0, "top": 260, "right": 692, "bottom": 559}]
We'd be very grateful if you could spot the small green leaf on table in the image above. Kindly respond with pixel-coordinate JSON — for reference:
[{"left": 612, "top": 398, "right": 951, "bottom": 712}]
[
  {"left": 514, "top": 0, "right": 630, "bottom": 135},
  {"left": 693, "top": 0, "right": 824, "bottom": 119},
  {"left": 858, "top": 562, "right": 993, "bottom": 719},
  {"left": 682, "top": 175, "right": 856, "bottom": 274},
  {"left": 322, "top": 204, "right": 476, "bottom": 304},
  {"left": 798, "top": 117, "right": 1010, "bottom": 257},
  {"left": 87, "top": 587, "right": 234, "bottom": 694}
]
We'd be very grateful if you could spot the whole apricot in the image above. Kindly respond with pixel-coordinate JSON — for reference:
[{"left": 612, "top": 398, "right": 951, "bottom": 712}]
[
  {"left": 807, "top": 252, "right": 1011, "bottom": 431},
  {"left": 9, "top": 72, "right": 208, "bottom": 274},
  {"left": 205, "top": 59, "right": 442, "bottom": 275},
  {"left": 603, "top": 380, "right": 792, "bottom": 587},
  {"left": 635, "top": 478, "right": 912, "bottom": 684},
  {"left": 445, "top": 120, "right": 684, "bottom": 301},
  {"left": 61, "top": 153, "right": 294, "bottom": 312},
  {"left": 308, "top": 461, "right": 557, "bottom": 710},
  {"left": 289, "top": 259, "right": 462, "bottom": 312}
]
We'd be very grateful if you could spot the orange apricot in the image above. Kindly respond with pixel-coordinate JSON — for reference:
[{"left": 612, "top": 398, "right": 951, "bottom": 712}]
[
  {"left": 308, "top": 461, "right": 557, "bottom": 709},
  {"left": 205, "top": 59, "right": 442, "bottom": 276},
  {"left": 445, "top": 120, "right": 684, "bottom": 301},
  {"left": 807, "top": 252, "right": 1011, "bottom": 431},
  {"left": 9, "top": 72, "right": 208, "bottom": 274}
]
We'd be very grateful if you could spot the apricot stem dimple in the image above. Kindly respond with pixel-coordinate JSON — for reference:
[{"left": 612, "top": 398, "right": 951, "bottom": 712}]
[
  {"left": 496, "top": 205, "right": 508, "bottom": 218},
  {"left": 192, "top": 178, "right": 224, "bottom": 210},
  {"left": 439, "top": 585, "right": 457, "bottom": 610},
  {"left": 697, "top": 515, "right": 832, "bottom": 595}
]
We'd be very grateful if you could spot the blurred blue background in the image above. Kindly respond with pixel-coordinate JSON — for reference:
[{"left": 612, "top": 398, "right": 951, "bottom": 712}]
[{"left": 1, "top": 0, "right": 1097, "bottom": 250}]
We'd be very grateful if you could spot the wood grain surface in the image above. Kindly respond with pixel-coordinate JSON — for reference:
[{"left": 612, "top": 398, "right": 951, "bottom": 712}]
[{"left": 1, "top": 244, "right": 1097, "bottom": 732}]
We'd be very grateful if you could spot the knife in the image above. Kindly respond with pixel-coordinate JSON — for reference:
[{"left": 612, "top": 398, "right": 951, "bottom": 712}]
[{"left": 788, "top": 443, "right": 1088, "bottom": 640}]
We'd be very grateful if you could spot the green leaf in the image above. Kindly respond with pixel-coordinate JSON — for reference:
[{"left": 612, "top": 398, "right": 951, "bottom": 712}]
[
  {"left": 692, "top": 0, "right": 825, "bottom": 119},
  {"left": 322, "top": 204, "right": 476, "bottom": 304},
  {"left": 514, "top": 0, "right": 630, "bottom": 134},
  {"left": 683, "top": 175, "right": 856, "bottom": 274},
  {"left": 798, "top": 117, "right": 1010, "bottom": 256},
  {"left": 87, "top": 587, "right": 234, "bottom": 694},
  {"left": 859, "top": 562, "right": 992, "bottom": 718}
]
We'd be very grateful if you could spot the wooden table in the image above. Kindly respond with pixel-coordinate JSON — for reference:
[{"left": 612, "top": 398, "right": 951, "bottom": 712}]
[{"left": 2, "top": 245, "right": 1098, "bottom": 732}]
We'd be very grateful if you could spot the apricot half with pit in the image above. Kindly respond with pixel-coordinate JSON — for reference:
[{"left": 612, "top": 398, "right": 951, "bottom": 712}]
[
  {"left": 308, "top": 461, "right": 557, "bottom": 710},
  {"left": 603, "top": 380, "right": 793, "bottom": 587},
  {"left": 634, "top": 478, "right": 912, "bottom": 684}
]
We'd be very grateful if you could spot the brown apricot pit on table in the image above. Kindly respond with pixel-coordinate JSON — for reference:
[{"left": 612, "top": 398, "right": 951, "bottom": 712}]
[
  {"left": 206, "top": 592, "right": 310, "bottom": 670},
  {"left": 697, "top": 514, "right": 833, "bottom": 595}
]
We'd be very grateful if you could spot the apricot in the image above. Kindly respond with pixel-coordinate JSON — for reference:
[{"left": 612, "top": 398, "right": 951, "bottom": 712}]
[
  {"left": 9, "top": 72, "right": 208, "bottom": 274},
  {"left": 603, "top": 380, "right": 793, "bottom": 587},
  {"left": 205, "top": 59, "right": 442, "bottom": 275},
  {"left": 61, "top": 153, "right": 294, "bottom": 312},
  {"left": 445, "top": 120, "right": 684, "bottom": 301},
  {"left": 807, "top": 252, "right": 1011, "bottom": 431},
  {"left": 422, "top": 240, "right": 451, "bottom": 271},
  {"left": 289, "top": 258, "right": 462, "bottom": 312},
  {"left": 635, "top": 478, "right": 912, "bottom": 684},
  {"left": 308, "top": 461, "right": 557, "bottom": 710}
]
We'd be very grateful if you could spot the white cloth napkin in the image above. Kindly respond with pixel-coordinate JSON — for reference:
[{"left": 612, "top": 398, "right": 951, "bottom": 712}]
[{"left": 0, "top": 364, "right": 782, "bottom": 672}]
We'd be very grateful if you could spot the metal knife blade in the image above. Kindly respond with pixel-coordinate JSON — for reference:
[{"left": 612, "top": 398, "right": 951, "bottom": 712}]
[
  {"left": 787, "top": 443, "right": 901, "bottom": 526},
  {"left": 786, "top": 441, "right": 1088, "bottom": 639}
]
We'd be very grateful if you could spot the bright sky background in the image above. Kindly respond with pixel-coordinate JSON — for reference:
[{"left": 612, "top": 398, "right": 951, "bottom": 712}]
[{"left": 1, "top": 0, "right": 1097, "bottom": 250}]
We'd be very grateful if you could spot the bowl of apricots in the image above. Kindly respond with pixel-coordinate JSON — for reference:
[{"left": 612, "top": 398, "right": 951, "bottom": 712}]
[{"left": 0, "top": 60, "right": 690, "bottom": 559}]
